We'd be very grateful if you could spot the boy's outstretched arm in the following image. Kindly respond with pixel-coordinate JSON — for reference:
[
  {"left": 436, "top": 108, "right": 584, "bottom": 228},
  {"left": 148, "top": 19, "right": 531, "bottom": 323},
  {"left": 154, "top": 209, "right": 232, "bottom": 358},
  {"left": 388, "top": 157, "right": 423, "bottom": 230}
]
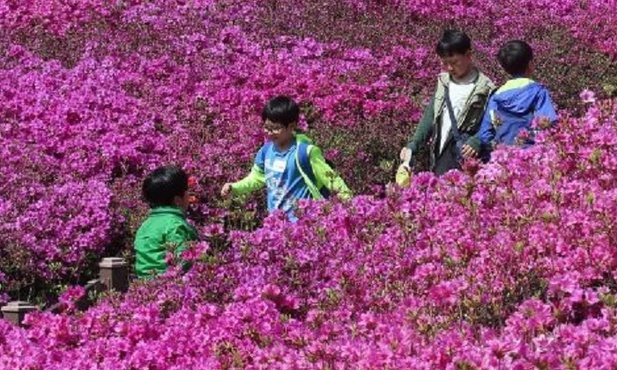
[
  {"left": 222, "top": 165, "right": 265, "bottom": 196},
  {"left": 221, "top": 146, "right": 267, "bottom": 197},
  {"left": 309, "top": 146, "right": 352, "bottom": 200},
  {"left": 405, "top": 95, "right": 436, "bottom": 154},
  {"left": 468, "top": 96, "right": 498, "bottom": 151}
]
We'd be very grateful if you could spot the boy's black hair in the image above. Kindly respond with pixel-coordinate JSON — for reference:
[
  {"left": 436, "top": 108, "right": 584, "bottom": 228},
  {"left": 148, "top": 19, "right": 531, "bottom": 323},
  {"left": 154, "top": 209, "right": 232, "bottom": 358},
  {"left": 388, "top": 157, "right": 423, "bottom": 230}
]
[
  {"left": 261, "top": 96, "right": 300, "bottom": 127},
  {"left": 142, "top": 165, "right": 188, "bottom": 208},
  {"left": 436, "top": 30, "right": 472, "bottom": 57},
  {"left": 497, "top": 40, "right": 534, "bottom": 76}
]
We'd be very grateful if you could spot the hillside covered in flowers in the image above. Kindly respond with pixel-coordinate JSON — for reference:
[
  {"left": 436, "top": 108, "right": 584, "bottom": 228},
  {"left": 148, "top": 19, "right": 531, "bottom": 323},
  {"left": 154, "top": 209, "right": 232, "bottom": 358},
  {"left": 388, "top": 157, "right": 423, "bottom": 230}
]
[{"left": 1, "top": 0, "right": 617, "bottom": 368}]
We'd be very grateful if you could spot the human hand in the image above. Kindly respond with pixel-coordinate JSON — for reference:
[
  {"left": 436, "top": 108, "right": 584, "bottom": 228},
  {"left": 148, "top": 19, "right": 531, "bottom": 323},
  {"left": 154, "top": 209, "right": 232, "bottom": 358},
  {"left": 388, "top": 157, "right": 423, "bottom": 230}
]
[
  {"left": 221, "top": 183, "right": 234, "bottom": 197},
  {"left": 461, "top": 144, "right": 478, "bottom": 159},
  {"left": 400, "top": 147, "right": 412, "bottom": 162}
]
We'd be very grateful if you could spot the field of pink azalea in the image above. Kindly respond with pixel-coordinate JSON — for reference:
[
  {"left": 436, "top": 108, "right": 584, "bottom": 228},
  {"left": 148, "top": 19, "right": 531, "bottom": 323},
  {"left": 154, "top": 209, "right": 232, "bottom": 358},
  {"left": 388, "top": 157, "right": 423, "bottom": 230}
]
[{"left": 1, "top": 0, "right": 617, "bottom": 368}]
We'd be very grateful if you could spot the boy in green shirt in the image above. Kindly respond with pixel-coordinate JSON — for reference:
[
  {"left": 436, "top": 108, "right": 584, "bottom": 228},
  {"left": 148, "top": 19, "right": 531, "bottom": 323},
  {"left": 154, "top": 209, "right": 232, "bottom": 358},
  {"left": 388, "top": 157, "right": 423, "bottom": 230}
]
[{"left": 134, "top": 165, "right": 198, "bottom": 278}]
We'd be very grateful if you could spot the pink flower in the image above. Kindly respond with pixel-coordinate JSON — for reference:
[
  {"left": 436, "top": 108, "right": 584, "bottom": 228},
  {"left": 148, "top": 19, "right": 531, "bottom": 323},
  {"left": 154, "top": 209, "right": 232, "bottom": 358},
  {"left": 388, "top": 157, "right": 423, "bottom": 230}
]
[
  {"left": 58, "top": 286, "right": 86, "bottom": 311},
  {"left": 580, "top": 89, "right": 596, "bottom": 104},
  {"left": 261, "top": 284, "right": 282, "bottom": 300}
]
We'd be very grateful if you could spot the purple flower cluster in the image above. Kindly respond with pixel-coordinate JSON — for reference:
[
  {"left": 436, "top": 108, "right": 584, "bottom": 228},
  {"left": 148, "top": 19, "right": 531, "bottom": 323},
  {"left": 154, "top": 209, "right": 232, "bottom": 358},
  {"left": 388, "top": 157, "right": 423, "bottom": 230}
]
[{"left": 0, "top": 100, "right": 616, "bottom": 367}]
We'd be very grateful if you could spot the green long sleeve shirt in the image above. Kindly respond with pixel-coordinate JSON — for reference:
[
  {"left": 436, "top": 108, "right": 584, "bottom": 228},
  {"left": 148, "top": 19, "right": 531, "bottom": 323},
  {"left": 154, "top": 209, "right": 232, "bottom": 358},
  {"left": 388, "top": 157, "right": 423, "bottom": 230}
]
[
  {"left": 133, "top": 206, "right": 198, "bottom": 278},
  {"left": 231, "top": 137, "right": 352, "bottom": 201}
]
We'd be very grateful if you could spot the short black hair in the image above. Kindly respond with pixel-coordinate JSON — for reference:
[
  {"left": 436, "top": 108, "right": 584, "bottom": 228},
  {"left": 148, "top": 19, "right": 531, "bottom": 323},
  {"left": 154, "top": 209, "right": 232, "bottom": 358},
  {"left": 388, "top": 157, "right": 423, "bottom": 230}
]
[
  {"left": 261, "top": 96, "right": 300, "bottom": 127},
  {"left": 436, "top": 30, "right": 472, "bottom": 57},
  {"left": 142, "top": 165, "right": 188, "bottom": 208},
  {"left": 497, "top": 40, "right": 534, "bottom": 76}
]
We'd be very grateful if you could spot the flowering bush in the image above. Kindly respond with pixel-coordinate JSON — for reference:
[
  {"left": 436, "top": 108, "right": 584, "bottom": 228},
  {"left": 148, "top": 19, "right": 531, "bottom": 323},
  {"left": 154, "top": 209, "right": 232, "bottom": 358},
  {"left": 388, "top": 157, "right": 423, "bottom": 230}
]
[
  {"left": 1, "top": 99, "right": 617, "bottom": 368},
  {"left": 1, "top": 0, "right": 617, "bottom": 367}
]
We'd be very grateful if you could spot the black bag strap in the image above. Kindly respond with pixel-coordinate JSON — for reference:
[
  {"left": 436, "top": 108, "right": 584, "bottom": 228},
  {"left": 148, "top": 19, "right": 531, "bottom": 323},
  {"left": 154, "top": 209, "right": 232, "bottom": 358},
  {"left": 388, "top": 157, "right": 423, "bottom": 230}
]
[{"left": 443, "top": 84, "right": 462, "bottom": 144}]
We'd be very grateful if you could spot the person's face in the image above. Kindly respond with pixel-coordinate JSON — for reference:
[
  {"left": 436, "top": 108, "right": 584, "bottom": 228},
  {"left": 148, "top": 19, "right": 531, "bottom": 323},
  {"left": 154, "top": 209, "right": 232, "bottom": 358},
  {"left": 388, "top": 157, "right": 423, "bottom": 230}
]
[
  {"left": 264, "top": 119, "right": 295, "bottom": 147},
  {"left": 440, "top": 51, "right": 473, "bottom": 80}
]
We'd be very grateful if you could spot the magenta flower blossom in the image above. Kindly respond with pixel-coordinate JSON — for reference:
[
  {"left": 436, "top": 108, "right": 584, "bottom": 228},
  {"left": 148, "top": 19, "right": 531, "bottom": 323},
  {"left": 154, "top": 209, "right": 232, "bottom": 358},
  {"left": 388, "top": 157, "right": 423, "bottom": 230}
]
[{"left": 580, "top": 89, "right": 597, "bottom": 104}]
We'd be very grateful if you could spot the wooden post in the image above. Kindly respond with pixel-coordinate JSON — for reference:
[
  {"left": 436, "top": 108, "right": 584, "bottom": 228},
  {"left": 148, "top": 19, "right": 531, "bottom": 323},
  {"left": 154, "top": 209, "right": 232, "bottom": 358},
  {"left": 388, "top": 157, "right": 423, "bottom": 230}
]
[
  {"left": 45, "top": 279, "right": 104, "bottom": 314},
  {"left": 1, "top": 301, "right": 37, "bottom": 326},
  {"left": 75, "top": 279, "right": 103, "bottom": 311},
  {"left": 99, "top": 257, "right": 129, "bottom": 293}
]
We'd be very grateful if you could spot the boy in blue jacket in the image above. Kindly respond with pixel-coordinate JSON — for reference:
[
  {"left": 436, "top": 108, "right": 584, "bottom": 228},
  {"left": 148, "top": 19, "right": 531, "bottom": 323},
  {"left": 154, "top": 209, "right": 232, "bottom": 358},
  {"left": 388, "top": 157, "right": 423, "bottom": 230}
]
[{"left": 463, "top": 40, "right": 558, "bottom": 158}]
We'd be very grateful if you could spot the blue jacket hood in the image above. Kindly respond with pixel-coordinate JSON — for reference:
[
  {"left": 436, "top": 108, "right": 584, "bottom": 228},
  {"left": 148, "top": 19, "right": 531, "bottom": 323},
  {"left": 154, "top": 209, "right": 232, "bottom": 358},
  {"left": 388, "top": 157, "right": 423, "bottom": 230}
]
[{"left": 492, "top": 79, "right": 545, "bottom": 115}]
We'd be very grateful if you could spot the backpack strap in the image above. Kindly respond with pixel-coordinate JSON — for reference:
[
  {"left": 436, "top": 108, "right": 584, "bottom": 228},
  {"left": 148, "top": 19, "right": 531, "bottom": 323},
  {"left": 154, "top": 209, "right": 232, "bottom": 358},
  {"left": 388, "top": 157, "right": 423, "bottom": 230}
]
[
  {"left": 257, "top": 142, "right": 272, "bottom": 170},
  {"left": 295, "top": 141, "right": 325, "bottom": 200},
  {"left": 443, "top": 84, "right": 462, "bottom": 144},
  {"left": 297, "top": 141, "right": 315, "bottom": 181}
]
